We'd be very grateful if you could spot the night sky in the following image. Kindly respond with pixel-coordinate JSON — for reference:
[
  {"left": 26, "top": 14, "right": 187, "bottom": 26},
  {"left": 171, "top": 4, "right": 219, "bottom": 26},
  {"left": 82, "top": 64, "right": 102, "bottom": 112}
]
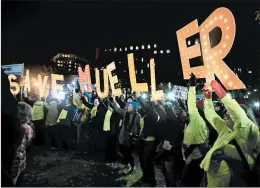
[{"left": 2, "top": 0, "right": 260, "bottom": 71}]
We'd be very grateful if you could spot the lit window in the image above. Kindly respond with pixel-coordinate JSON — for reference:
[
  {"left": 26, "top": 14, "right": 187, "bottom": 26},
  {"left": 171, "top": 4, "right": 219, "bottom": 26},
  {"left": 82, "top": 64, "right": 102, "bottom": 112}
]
[
  {"left": 166, "top": 50, "right": 170, "bottom": 53},
  {"left": 141, "top": 69, "right": 143, "bottom": 74},
  {"left": 119, "top": 48, "right": 122, "bottom": 51},
  {"left": 248, "top": 71, "right": 252, "bottom": 73},
  {"left": 142, "top": 45, "right": 145, "bottom": 49},
  {"left": 58, "top": 64, "right": 60, "bottom": 67},
  {"left": 136, "top": 70, "right": 137, "bottom": 74},
  {"left": 141, "top": 58, "right": 144, "bottom": 62},
  {"left": 114, "top": 47, "right": 117, "bottom": 52},
  {"left": 58, "top": 60, "right": 60, "bottom": 63},
  {"left": 160, "top": 50, "right": 163, "bottom": 54},
  {"left": 125, "top": 47, "right": 127, "bottom": 51},
  {"left": 154, "top": 44, "right": 157, "bottom": 48},
  {"left": 147, "top": 44, "right": 151, "bottom": 49},
  {"left": 154, "top": 51, "right": 157, "bottom": 54},
  {"left": 69, "top": 61, "right": 72, "bottom": 64},
  {"left": 147, "top": 63, "right": 149, "bottom": 68},
  {"left": 124, "top": 70, "right": 126, "bottom": 72},
  {"left": 105, "top": 49, "right": 107, "bottom": 51},
  {"left": 69, "top": 69, "right": 71, "bottom": 71},
  {"left": 130, "top": 46, "right": 133, "bottom": 50},
  {"left": 136, "top": 46, "right": 139, "bottom": 50},
  {"left": 69, "top": 65, "right": 71, "bottom": 67},
  {"left": 119, "top": 61, "right": 121, "bottom": 64},
  {"left": 188, "top": 40, "right": 191, "bottom": 46}
]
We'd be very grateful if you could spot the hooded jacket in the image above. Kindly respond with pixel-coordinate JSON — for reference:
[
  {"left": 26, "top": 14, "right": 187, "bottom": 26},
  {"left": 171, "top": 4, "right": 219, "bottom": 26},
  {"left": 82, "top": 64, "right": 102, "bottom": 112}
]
[
  {"left": 113, "top": 101, "right": 141, "bottom": 147},
  {"left": 200, "top": 96, "right": 260, "bottom": 187},
  {"left": 183, "top": 87, "right": 209, "bottom": 165}
]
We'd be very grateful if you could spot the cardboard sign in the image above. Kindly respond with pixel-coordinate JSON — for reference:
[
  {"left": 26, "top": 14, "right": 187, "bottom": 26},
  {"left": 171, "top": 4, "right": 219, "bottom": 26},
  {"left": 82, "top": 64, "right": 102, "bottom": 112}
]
[
  {"left": 172, "top": 85, "right": 188, "bottom": 100},
  {"left": 176, "top": 7, "right": 245, "bottom": 90}
]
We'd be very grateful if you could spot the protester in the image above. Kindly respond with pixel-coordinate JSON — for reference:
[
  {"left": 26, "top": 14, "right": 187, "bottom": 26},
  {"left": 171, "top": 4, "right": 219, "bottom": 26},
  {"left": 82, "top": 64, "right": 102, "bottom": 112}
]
[
  {"left": 44, "top": 98, "right": 59, "bottom": 148},
  {"left": 200, "top": 81, "right": 260, "bottom": 187},
  {"left": 11, "top": 102, "right": 34, "bottom": 186},
  {"left": 72, "top": 90, "right": 91, "bottom": 144},
  {"left": 157, "top": 102, "right": 185, "bottom": 187},
  {"left": 57, "top": 96, "right": 76, "bottom": 150},
  {"left": 181, "top": 73, "right": 209, "bottom": 187},
  {"left": 111, "top": 96, "right": 141, "bottom": 173},
  {"left": 1, "top": 69, "right": 23, "bottom": 187},
  {"left": 32, "top": 96, "right": 45, "bottom": 145},
  {"left": 137, "top": 99, "right": 158, "bottom": 186}
]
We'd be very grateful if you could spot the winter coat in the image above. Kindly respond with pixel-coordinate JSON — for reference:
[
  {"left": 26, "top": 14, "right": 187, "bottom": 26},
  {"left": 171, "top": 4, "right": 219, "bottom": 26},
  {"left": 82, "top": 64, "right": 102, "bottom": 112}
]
[
  {"left": 10, "top": 123, "right": 33, "bottom": 185},
  {"left": 113, "top": 101, "right": 141, "bottom": 147},
  {"left": 183, "top": 87, "right": 209, "bottom": 164},
  {"left": 200, "top": 96, "right": 260, "bottom": 187},
  {"left": 44, "top": 101, "right": 59, "bottom": 126}
]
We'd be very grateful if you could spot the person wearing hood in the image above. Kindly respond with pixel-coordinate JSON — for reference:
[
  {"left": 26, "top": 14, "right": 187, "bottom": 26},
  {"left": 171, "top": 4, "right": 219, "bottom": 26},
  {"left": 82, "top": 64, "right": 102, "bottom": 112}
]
[
  {"left": 112, "top": 96, "right": 141, "bottom": 173},
  {"left": 57, "top": 96, "right": 76, "bottom": 150},
  {"left": 44, "top": 98, "right": 59, "bottom": 148},
  {"left": 32, "top": 96, "right": 45, "bottom": 145},
  {"left": 181, "top": 73, "right": 209, "bottom": 187},
  {"left": 11, "top": 102, "right": 34, "bottom": 186},
  {"left": 200, "top": 81, "right": 260, "bottom": 187}
]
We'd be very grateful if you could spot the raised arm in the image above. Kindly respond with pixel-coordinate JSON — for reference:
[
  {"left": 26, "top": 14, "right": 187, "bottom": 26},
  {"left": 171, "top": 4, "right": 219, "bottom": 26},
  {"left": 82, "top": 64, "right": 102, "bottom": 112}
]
[
  {"left": 73, "top": 90, "right": 83, "bottom": 109},
  {"left": 81, "top": 94, "right": 94, "bottom": 109},
  {"left": 111, "top": 96, "right": 126, "bottom": 117},
  {"left": 204, "top": 98, "right": 228, "bottom": 134},
  {"left": 187, "top": 87, "right": 199, "bottom": 117}
]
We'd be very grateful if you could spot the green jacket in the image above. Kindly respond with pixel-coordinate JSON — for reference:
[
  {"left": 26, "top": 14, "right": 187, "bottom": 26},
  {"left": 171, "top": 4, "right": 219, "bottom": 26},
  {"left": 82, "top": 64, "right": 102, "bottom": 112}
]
[
  {"left": 200, "top": 96, "right": 260, "bottom": 187},
  {"left": 183, "top": 87, "right": 208, "bottom": 145}
]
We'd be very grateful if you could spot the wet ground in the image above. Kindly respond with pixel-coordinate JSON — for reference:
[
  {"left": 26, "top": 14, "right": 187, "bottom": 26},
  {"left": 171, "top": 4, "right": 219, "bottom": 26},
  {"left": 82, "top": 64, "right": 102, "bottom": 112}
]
[{"left": 22, "top": 142, "right": 166, "bottom": 187}]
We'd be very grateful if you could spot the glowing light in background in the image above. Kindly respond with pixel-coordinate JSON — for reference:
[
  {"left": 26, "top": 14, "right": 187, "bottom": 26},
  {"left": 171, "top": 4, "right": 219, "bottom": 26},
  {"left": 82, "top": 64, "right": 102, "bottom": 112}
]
[
  {"left": 56, "top": 91, "right": 65, "bottom": 100},
  {"left": 141, "top": 93, "right": 147, "bottom": 100}
]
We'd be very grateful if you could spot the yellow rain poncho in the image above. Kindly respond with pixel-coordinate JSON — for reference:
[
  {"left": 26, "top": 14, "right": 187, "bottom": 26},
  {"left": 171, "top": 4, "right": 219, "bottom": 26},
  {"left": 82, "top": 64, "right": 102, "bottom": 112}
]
[
  {"left": 201, "top": 96, "right": 260, "bottom": 187},
  {"left": 184, "top": 87, "right": 208, "bottom": 145},
  {"left": 72, "top": 91, "right": 90, "bottom": 122}
]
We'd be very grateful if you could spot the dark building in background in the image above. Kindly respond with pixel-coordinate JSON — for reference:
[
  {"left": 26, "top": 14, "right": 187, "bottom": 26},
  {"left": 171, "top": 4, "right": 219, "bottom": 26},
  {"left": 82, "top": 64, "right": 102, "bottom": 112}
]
[
  {"left": 96, "top": 43, "right": 175, "bottom": 88},
  {"left": 51, "top": 53, "right": 91, "bottom": 75}
]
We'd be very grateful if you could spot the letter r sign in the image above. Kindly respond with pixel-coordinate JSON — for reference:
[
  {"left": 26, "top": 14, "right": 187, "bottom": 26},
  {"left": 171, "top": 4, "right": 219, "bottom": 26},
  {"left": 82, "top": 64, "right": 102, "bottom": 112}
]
[{"left": 177, "top": 7, "right": 246, "bottom": 90}]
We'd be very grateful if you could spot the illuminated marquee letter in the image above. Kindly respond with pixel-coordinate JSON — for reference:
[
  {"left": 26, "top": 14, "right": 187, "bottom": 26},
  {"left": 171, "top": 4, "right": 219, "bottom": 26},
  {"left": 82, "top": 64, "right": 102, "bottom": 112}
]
[
  {"left": 150, "top": 59, "right": 163, "bottom": 101},
  {"left": 38, "top": 75, "right": 49, "bottom": 98},
  {"left": 177, "top": 7, "right": 245, "bottom": 90},
  {"left": 106, "top": 62, "right": 122, "bottom": 96},
  {"left": 127, "top": 53, "right": 148, "bottom": 92},
  {"left": 78, "top": 65, "right": 92, "bottom": 93},
  {"left": 95, "top": 68, "right": 109, "bottom": 99},
  {"left": 24, "top": 69, "right": 31, "bottom": 96},
  {"left": 176, "top": 20, "right": 204, "bottom": 79},
  {"left": 199, "top": 7, "right": 245, "bottom": 90},
  {"left": 8, "top": 74, "right": 20, "bottom": 96},
  {"left": 51, "top": 74, "right": 64, "bottom": 97}
]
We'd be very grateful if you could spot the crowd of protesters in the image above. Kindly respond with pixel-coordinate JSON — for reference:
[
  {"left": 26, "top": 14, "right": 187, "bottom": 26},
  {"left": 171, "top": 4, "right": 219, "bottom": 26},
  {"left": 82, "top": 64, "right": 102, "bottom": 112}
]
[{"left": 2, "top": 69, "right": 260, "bottom": 187}]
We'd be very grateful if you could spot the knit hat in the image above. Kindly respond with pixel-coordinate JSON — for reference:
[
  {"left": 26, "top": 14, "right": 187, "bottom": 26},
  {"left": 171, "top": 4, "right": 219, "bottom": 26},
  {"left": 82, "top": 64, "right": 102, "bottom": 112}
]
[{"left": 127, "top": 102, "right": 139, "bottom": 111}]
